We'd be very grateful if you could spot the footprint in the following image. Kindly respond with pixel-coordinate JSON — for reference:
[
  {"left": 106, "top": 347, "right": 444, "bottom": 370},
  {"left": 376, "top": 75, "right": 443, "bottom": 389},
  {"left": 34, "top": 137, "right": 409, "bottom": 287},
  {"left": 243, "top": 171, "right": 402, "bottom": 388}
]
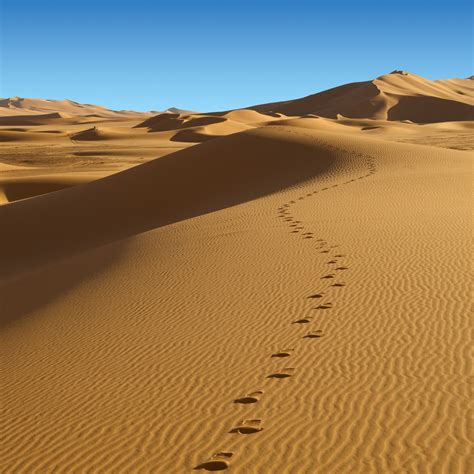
[
  {"left": 230, "top": 419, "right": 263, "bottom": 434},
  {"left": 315, "top": 303, "right": 333, "bottom": 309},
  {"left": 195, "top": 452, "right": 233, "bottom": 471},
  {"left": 331, "top": 282, "right": 346, "bottom": 287},
  {"left": 234, "top": 391, "right": 263, "bottom": 404},
  {"left": 291, "top": 230, "right": 300, "bottom": 233},
  {"left": 303, "top": 330, "right": 324, "bottom": 339},
  {"left": 271, "top": 348, "right": 293, "bottom": 358},
  {"left": 320, "top": 250, "right": 330, "bottom": 254},
  {"left": 321, "top": 274, "right": 335, "bottom": 279},
  {"left": 307, "top": 293, "right": 324, "bottom": 299},
  {"left": 334, "top": 254, "right": 345, "bottom": 258},
  {"left": 293, "top": 317, "right": 312, "bottom": 324},
  {"left": 304, "top": 236, "right": 313, "bottom": 239},
  {"left": 267, "top": 367, "right": 295, "bottom": 379},
  {"left": 327, "top": 260, "right": 337, "bottom": 264},
  {"left": 336, "top": 266, "right": 349, "bottom": 270}
]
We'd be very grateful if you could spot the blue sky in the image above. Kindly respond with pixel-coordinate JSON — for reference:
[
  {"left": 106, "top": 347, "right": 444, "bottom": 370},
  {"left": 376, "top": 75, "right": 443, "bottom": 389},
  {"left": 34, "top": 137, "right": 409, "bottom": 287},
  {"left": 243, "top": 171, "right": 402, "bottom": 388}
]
[{"left": 1, "top": 0, "right": 472, "bottom": 111}]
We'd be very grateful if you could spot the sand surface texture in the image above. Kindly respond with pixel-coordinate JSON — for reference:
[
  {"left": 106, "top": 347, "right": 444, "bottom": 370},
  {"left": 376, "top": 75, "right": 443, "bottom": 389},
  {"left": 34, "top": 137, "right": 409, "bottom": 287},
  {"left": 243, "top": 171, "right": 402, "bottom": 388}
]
[{"left": 1, "top": 72, "right": 472, "bottom": 473}]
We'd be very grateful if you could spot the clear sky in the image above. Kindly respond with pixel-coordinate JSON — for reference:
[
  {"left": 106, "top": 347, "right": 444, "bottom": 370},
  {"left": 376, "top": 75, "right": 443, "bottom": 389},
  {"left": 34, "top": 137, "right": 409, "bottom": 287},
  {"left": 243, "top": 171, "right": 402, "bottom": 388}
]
[{"left": 1, "top": 0, "right": 472, "bottom": 112}]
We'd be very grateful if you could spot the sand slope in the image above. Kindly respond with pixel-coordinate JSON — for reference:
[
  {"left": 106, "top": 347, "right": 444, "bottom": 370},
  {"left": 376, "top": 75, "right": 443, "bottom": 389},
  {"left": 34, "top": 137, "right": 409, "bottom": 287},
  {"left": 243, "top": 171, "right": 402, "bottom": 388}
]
[
  {"left": 1, "top": 72, "right": 473, "bottom": 473},
  {"left": 1, "top": 126, "right": 471, "bottom": 472}
]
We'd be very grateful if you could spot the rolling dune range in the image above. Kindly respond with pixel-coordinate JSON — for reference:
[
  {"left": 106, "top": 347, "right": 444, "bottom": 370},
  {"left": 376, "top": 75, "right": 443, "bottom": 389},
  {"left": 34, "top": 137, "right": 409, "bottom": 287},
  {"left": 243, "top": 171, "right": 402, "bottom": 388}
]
[{"left": 1, "top": 72, "right": 473, "bottom": 473}]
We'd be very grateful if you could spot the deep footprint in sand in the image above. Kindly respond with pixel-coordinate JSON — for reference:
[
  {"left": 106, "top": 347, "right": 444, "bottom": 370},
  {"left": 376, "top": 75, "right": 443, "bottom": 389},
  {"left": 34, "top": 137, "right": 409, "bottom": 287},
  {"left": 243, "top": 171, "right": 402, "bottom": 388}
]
[
  {"left": 271, "top": 349, "right": 294, "bottom": 358},
  {"left": 195, "top": 452, "right": 233, "bottom": 471},
  {"left": 267, "top": 367, "right": 295, "bottom": 379},
  {"left": 315, "top": 303, "right": 333, "bottom": 310},
  {"left": 293, "top": 317, "right": 312, "bottom": 324},
  {"left": 321, "top": 274, "right": 335, "bottom": 279},
  {"left": 303, "top": 330, "right": 324, "bottom": 339},
  {"left": 230, "top": 419, "right": 263, "bottom": 434},
  {"left": 234, "top": 391, "right": 263, "bottom": 404},
  {"left": 331, "top": 282, "right": 346, "bottom": 287},
  {"left": 308, "top": 293, "right": 324, "bottom": 299}
]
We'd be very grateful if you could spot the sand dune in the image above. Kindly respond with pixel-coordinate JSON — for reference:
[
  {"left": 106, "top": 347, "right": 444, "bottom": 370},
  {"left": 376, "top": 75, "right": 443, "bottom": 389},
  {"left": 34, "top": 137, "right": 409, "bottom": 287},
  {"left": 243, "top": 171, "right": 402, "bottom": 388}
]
[
  {"left": 0, "top": 127, "right": 334, "bottom": 278},
  {"left": 250, "top": 71, "right": 474, "bottom": 122},
  {"left": 134, "top": 110, "right": 268, "bottom": 142},
  {"left": 2, "top": 128, "right": 470, "bottom": 473},
  {"left": 1, "top": 72, "right": 473, "bottom": 473},
  {"left": 0, "top": 96, "right": 149, "bottom": 118}
]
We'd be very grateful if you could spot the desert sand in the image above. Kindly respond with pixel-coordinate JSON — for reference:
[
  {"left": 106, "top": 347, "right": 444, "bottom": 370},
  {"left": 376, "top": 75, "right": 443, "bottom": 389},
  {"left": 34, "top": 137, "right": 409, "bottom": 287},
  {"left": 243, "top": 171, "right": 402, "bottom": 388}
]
[{"left": 1, "top": 72, "right": 472, "bottom": 473}]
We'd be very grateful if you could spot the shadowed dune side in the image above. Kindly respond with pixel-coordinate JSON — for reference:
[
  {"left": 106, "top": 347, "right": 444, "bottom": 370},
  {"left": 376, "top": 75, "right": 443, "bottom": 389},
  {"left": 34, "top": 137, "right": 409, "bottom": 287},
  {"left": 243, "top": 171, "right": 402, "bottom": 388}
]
[
  {"left": 250, "top": 81, "right": 385, "bottom": 119},
  {"left": 134, "top": 113, "right": 228, "bottom": 131},
  {"left": 387, "top": 95, "right": 474, "bottom": 122},
  {"left": 0, "top": 177, "right": 87, "bottom": 203},
  {"left": 0, "top": 126, "right": 336, "bottom": 279}
]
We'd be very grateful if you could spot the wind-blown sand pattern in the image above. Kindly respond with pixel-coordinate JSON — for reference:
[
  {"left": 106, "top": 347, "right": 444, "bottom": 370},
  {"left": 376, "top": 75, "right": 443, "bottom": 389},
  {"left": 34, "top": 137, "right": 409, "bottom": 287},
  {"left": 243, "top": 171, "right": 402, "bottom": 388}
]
[{"left": 1, "top": 72, "right": 472, "bottom": 473}]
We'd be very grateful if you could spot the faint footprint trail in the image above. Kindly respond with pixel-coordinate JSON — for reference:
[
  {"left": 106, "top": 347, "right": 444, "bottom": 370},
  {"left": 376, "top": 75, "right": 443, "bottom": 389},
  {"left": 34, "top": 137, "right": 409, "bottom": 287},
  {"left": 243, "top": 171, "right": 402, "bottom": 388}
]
[{"left": 195, "top": 135, "right": 377, "bottom": 471}]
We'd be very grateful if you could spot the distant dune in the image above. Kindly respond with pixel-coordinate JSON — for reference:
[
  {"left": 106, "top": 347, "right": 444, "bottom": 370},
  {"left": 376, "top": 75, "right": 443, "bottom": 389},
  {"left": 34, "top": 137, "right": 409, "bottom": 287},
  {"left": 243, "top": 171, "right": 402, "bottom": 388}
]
[
  {"left": 249, "top": 71, "right": 474, "bottom": 122},
  {"left": 0, "top": 96, "right": 151, "bottom": 118},
  {"left": 1, "top": 71, "right": 472, "bottom": 473}
]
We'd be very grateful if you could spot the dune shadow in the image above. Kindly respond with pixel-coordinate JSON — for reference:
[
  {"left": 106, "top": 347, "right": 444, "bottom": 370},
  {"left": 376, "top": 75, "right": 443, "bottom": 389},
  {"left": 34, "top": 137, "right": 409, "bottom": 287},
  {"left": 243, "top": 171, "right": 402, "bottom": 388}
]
[
  {"left": 2, "top": 180, "right": 77, "bottom": 202},
  {"left": 387, "top": 96, "right": 474, "bottom": 123},
  {"left": 0, "top": 241, "right": 126, "bottom": 327},
  {"left": 170, "top": 129, "right": 216, "bottom": 143},
  {"left": 0, "top": 128, "right": 336, "bottom": 280}
]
